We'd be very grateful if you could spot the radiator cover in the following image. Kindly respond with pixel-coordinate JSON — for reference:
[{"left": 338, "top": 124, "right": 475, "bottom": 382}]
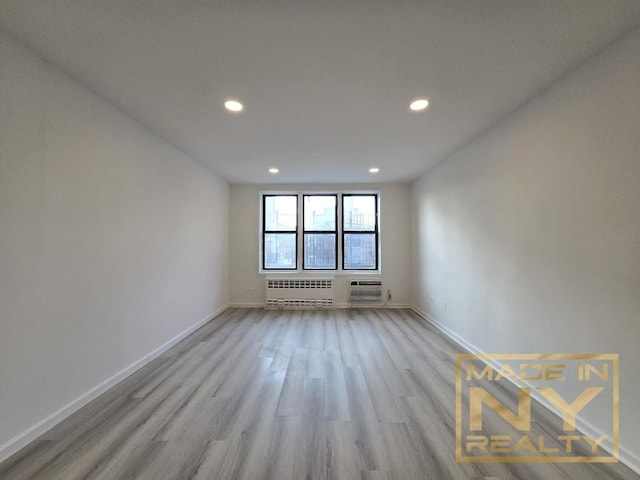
[{"left": 265, "top": 278, "right": 334, "bottom": 309}]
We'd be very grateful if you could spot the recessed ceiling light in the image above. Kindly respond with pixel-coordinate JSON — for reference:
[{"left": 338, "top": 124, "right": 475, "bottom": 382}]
[
  {"left": 224, "top": 99, "right": 244, "bottom": 112},
  {"left": 409, "top": 98, "right": 429, "bottom": 111},
  {"left": 269, "top": 167, "right": 279, "bottom": 174},
  {"left": 369, "top": 167, "right": 380, "bottom": 174}
]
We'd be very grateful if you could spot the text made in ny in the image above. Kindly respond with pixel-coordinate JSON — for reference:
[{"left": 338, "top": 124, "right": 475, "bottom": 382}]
[
  {"left": 469, "top": 386, "right": 604, "bottom": 431},
  {"left": 465, "top": 362, "right": 609, "bottom": 383}
]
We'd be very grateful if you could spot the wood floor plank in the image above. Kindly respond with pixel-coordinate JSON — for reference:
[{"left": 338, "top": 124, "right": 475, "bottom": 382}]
[
  {"left": 306, "top": 348, "right": 325, "bottom": 379},
  {"left": 1, "top": 307, "right": 639, "bottom": 480},
  {"left": 342, "top": 365, "right": 388, "bottom": 471},
  {"left": 324, "top": 349, "right": 351, "bottom": 421},
  {"left": 275, "top": 347, "right": 307, "bottom": 417},
  {"left": 326, "top": 420, "right": 368, "bottom": 480}
]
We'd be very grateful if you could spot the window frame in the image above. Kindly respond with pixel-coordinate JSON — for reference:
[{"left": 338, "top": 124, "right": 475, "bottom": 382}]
[
  {"left": 259, "top": 191, "right": 380, "bottom": 274},
  {"left": 341, "top": 193, "right": 379, "bottom": 271},
  {"left": 262, "top": 194, "right": 298, "bottom": 271},
  {"left": 302, "top": 194, "right": 338, "bottom": 271}
]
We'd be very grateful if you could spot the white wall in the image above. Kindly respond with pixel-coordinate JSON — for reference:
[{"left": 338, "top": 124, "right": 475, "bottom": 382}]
[
  {"left": 229, "top": 183, "right": 411, "bottom": 307},
  {"left": 0, "top": 31, "right": 229, "bottom": 459},
  {"left": 412, "top": 27, "right": 640, "bottom": 466}
]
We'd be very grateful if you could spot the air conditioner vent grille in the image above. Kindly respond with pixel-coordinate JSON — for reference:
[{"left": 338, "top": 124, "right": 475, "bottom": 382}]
[{"left": 349, "top": 278, "right": 383, "bottom": 304}]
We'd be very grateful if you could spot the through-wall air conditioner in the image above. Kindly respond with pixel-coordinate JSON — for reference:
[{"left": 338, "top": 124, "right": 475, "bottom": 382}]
[{"left": 349, "top": 278, "right": 383, "bottom": 305}]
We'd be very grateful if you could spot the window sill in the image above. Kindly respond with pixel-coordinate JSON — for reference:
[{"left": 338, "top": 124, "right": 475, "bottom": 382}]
[{"left": 258, "top": 270, "right": 381, "bottom": 276}]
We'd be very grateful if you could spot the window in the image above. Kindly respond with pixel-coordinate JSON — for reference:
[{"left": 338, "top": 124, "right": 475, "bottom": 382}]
[
  {"left": 342, "top": 194, "right": 378, "bottom": 270},
  {"left": 303, "top": 195, "right": 337, "bottom": 270},
  {"left": 261, "top": 192, "right": 379, "bottom": 272},
  {"left": 263, "top": 195, "right": 297, "bottom": 270}
]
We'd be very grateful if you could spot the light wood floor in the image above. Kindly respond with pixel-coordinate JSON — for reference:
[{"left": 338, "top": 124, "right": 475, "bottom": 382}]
[{"left": 1, "top": 308, "right": 637, "bottom": 479}]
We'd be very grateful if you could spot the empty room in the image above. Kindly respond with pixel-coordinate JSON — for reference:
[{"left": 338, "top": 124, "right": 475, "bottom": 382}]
[{"left": 1, "top": 2, "right": 639, "bottom": 479}]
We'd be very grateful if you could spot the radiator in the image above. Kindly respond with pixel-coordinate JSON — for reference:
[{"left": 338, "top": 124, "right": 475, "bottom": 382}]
[
  {"left": 266, "top": 277, "right": 335, "bottom": 309},
  {"left": 349, "top": 278, "right": 384, "bottom": 304}
]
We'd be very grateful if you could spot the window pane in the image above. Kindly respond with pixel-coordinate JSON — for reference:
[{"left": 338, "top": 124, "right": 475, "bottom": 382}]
[
  {"left": 344, "top": 233, "right": 376, "bottom": 269},
  {"left": 343, "top": 195, "right": 376, "bottom": 231},
  {"left": 264, "top": 196, "right": 297, "bottom": 231},
  {"left": 304, "top": 195, "right": 336, "bottom": 231},
  {"left": 264, "top": 233, "right": 296, "bottom": 269},
  {"left": 304, "top": 233, "right": 336, "bottom": 269}
]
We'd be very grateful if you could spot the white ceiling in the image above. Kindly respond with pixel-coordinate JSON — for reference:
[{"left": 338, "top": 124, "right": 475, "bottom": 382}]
[{"left": 1, "top": 1, "right": 639, "bottom": 184}]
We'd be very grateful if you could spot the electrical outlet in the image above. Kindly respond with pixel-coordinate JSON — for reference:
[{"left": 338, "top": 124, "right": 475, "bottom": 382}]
[{"left": 245, "top": 288, "right": 254, "bottom": 295}]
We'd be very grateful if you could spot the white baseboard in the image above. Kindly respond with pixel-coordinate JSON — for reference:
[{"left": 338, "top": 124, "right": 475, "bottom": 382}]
[
  {"left": 410, "top": 305, "right": 640, "bottom": 476},
  {"left": 335, "top": 303, "right": 413, "bottom": 309},
  {"left": 228, "top": 302, "right": 267, "bottom": 308},
  {"left": 230, "top": 302, "right": 413, "bottom": 310},
  {"left": 0, "top": 304, "right": 229, "bottom": 464}
]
